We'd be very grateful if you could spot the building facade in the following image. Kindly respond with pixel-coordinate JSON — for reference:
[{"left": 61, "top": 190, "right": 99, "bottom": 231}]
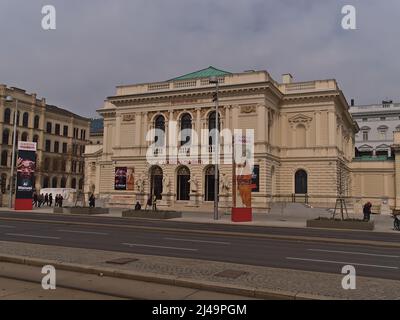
[
  {"left": 350, "top": 101, "right": 400, "bottom": 158},
  {"left": 0, "top": 85, "right": 90, "bottom": 207},
  {"left": 85, "top": 67, "right": 359, "bottom": 212}
]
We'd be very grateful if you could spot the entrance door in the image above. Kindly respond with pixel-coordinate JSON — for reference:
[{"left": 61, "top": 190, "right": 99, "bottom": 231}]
[
  {"left": 150, "top": 166, "right": 163, "bottom": 200},
  {"left": 205, "top": 166, "right": 219, "bottom": 201},
  {"left": 295, "top": 170, "right": 308, "bottom": 194}
]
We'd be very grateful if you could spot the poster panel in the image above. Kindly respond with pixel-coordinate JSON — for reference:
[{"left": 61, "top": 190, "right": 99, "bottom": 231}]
[
  {"left": 15, "top": 142, "right": 37, "bottom": 210},
  {"left": 115, "top": 167, "right": 127, "bottom": 190},
  {"left": 126, "top": 167, "right": 135, "bottom": 191}
]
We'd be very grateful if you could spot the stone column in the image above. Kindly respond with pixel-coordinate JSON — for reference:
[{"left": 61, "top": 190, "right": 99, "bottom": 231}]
[
  {"left": 393, "top": 131, "right": 400, "bottom": 210},
  {"left": 115, "top": 115, "right": 121, "bottom": 148},
  {"left": 315, "top": 111, "right": 321, "bottom": 146},
  {"left": 328, "top": 111, "right": 336, "bottom": 146},
  {"left": 135, "top": 112, "right": 142, "bottom": 147},
  {"left": 256, "top": 105, "right": 266, "bottom": 143}
]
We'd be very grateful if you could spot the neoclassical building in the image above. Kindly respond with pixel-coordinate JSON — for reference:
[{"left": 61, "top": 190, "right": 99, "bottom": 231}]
[
  {"left": 85, "top": 66, "right": 361, "bottom": 212},
  {"left": 0, "top": 85, "right": 90, "bottom": 206}
]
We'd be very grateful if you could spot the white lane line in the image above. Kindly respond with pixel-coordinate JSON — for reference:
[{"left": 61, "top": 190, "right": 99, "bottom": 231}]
[
  {"left": 0, "top": 225, "right": 16, "bottom": 229},
  {"left": 308, "top": 248, "right": 399, "bottom": 258},
  {"left": 6, "top": 233, "right": 60, "bottom": 240},
  {"left": 122, "top": 243, "right": 198, "bottom": 252},
  {"left": 58, "top": 229, "right": 108, "bottom": 236},
  {"left": 286, "top": 257, "right": 399, "bottom": 270},
  {"left": 164, "top": 237, "right": 230, "bottom": 245}
]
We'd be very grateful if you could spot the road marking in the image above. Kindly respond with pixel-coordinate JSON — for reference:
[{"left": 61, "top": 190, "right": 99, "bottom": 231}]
[
  {"left": 164, "top": 237, "right": 230, "bottom": 245},
  {"left": 58, "top": 229, "right": 109, "bottom": 236},
  {"left": 286, "top": 257, "right": 399, "bottom": 270},
  {"left": 0, "top": 225, "right": 16, "bottom": 229},
  {"left": 122, "top": 243, "right": 198, "bottom": 252},
  {"left": 308, "top": 248, "right": 399, "bottom": 258},
  {"left": 5, "top": 233, "right": 60, "bottom": 240}
]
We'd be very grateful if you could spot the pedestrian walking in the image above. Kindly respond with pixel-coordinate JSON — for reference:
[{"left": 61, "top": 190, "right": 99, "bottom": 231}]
[
  {"left": 49, "top": 193, "right": 53, "bottom": 207},
  {"left": 44, "top": 193, "right": 49, "bottom": 206},
  {"left": 363, "top": 201, "right": 372, "bottom": 221}
]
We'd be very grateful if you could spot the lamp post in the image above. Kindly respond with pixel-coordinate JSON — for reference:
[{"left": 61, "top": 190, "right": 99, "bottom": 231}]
[
  {"left": 5, "top": 96, "right": 18, "bottom": 208},
  {"left": 209, "top": 76, "right": 219, "bottom": 220}
]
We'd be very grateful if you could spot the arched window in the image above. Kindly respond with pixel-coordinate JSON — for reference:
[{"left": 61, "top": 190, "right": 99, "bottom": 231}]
[
  {"left": 204, "top": 165, "right": 218, "bottom": 201},
  {"left": 34, "top": 116, "right": 40, "bottom": 129},
  {"left": 33, "top": 135, "right": 39, "bottom": 144},
  {"left": 154, "top": 115, "right": 165, "bottom": 146},
  {"left": 295, "top": 169, "right": 308, "bottom": 194},
  {"left": 52, "top": 177, "right": 58, "bottom": 188},
  {"left": 4, "top": 108, "right": 11, "bottom": 124},
  {"left": 208, "top": 111, "right": 221, "bottom": 146},
  {"left": 71, "top": 178, "right": 77, "bottom": 189},
  {"left": 1, "top": 174, "right": 7, "bottom": 194},
  {"left": 2, "top": 129, "right": 9, "bottom": 145},
  {"left": 150, "top": 166, "right": 163, "bottom": 200},
  {"left": 180, "top": 113, "right": 192, "bottom": 146},
  {"left": 1, "top": 150, "right": 8, "bottom": 166},
  {"left": 21, "top": 132, "right": 28, "bottom": 142},
  {"left": 43, "top": 177, "right": 49, "bottom": 188},
  {"left": 177, "top": 166, "right": 190, "bottom": 201},
  {"left": 22, "top": 112, "right": 29, "bottom": 127},
  {"left": 61, "top": 177, "right": 67, "bottom": 188},
  {"left": 296, "top": 124, "right": 306, "bottom": 148}
]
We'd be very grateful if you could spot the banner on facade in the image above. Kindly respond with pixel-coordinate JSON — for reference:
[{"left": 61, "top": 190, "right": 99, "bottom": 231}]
[
  {"left": 115, "top": 167, "right": 127, "bottom": 190},
  {"left": 15, "top": 142, "right": 37, "bottom": 210},
  {"left": 232, "top": 133, "right": 254, "bottom": 222},
  {"left": 127, "top": 167, "right": 135, "bottom": 191}
]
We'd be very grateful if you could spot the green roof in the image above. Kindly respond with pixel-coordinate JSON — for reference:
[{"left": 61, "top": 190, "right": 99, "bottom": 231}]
[{"left": 170, "top": 66, "right": 232, "bottom": 81}]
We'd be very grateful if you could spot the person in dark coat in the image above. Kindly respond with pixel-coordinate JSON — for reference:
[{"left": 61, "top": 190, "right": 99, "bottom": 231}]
[
  {"left": 135, "top": 202, "right": 141, "bottom": 211},
  {"left": 33, "top": 192, "right": 38, "bottom": 207},
  {"left": 44, "top": 193, "right": 49, "bottom": 206},
  {"left": 49, "top": 193, "right": 53, "bottom": 207},
  {"left": 59, "top": 195, "right": 64, "bottom": 208},
  {"left": 89, "top": 193, "right": 95, "bottom": 208},
  {"left": 55, "top": 194, "right": 59, "bottom": 207},
  {"left": 363, "top": 202, "right": 372, "bottom": 221}
]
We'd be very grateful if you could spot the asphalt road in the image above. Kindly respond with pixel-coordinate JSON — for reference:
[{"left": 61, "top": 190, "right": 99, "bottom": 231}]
[{"left": 0, "top": 211, "right": 399, "bottom": 281}]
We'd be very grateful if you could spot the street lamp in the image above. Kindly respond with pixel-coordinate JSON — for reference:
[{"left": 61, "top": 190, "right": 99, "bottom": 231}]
[
  {"left": 209, "top": 76, "right": 219, "bottom": 220},
  {"left": 4, "top": 95, "right": 18, "bottom": 209}
]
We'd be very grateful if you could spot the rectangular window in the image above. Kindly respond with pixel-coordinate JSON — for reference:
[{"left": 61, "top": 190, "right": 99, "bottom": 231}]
[
  {"left": 63, "top": 125, "right": 68, "bottom": 137},
  {"left": 252, "top": 165, "right": 260, "bottom": 193},
  {"left": 54, "top": 141, "right": 59, "bottom": 153},
  {"left": 62, "top": 143, "right": 68, "bottom": 154},
  {"left": 55, "top": 124, "right": 60, "bottom": 135},
  {"left": 363, "top": 131, "right": 368, "bottom": 141},
  {"left": 45, "top": 140, "right": 51, "bottom": 152},
  {"left": 46, "top": 122, "right": 52, "bottom": 134}
]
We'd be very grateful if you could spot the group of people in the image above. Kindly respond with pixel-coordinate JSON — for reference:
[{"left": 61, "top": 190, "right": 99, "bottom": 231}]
[
  {"left": 134, "top": 194, "right": 158, "bottom": 211},
  {"left": 32, "top": 192, "right": 64, "bottom": 208}
]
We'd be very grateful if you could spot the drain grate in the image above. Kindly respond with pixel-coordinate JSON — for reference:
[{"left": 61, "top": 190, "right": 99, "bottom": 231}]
[
  {"left": 105, "top": 258, "right": 139, "bottom": 265},
  {"left": 214, "top": 269, "right": 248, "bottom": 279}
]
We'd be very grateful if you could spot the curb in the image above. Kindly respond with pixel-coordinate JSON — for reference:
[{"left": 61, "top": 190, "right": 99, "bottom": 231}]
[{"left": 0, "top": 254, "right": 334, "bottom": 300}]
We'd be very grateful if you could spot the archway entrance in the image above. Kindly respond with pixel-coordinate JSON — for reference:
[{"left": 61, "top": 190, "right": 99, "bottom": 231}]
[
  {"left": 150, "top": 166, "right": 163, "bottom": 200},
  {"left": 295, "top": 170, "right": 308, "bottom": 194},
  {"left": 177, "top": 166, "right": 190, "bottom": 201},
  {"left": 204, "top": 165, "right": 219, "bottom": 202}
]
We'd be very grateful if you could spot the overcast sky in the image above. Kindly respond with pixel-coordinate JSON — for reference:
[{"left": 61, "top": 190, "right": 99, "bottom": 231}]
[{"left": 0, "top": 0, "right": 399, "bottom": 117}]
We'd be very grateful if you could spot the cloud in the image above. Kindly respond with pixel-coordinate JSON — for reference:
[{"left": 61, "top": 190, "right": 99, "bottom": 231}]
[{"left": 0, "top": 0, "right": 399, "bottom": 117}]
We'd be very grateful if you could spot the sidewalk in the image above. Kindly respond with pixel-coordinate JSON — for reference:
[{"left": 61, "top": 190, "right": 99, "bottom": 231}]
[
  {"left": 0, "top": 241, "right": 398, "bottom": 300},
  {"left": 2, "top": 206, "right": 396, "bottom": 233}
]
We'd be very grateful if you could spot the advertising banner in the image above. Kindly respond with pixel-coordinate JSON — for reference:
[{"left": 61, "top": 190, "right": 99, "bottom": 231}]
[
  {"left": 15, "top": 142, "right": 37, "bottom": 210},
  {"left": 115, "top": 167, "right": 127, "bottom": 190},
  {"left": 232, "top": 133, "right": 254, "bottom": 222}
]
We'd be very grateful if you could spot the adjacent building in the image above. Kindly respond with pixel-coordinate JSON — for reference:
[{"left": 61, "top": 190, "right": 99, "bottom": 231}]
[
  {"left": 85, "top": 66, "right": 359, "bottom": 212},
  {"left": 350, "top": 100, "right": 400, "bottom": 158},
  {"left": 0, "top": 85, "right": 90, "bottom": 206}
]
